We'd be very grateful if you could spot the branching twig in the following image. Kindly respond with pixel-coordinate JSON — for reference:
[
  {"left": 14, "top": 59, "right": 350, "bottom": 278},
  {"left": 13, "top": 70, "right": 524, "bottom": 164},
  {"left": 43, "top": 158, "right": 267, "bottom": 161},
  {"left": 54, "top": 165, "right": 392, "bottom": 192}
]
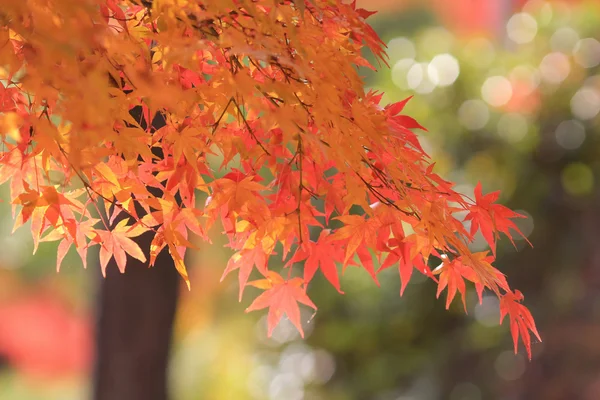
[{"left": 231, "top": 97, "right": 270, "bottom": 155}]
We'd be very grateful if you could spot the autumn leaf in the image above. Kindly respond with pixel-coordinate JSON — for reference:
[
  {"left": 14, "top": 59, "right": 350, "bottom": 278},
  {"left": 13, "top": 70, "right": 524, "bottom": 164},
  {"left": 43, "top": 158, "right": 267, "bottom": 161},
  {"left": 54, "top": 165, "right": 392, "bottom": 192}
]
[
  {"left": 432, "top": 257, "right": 471, "bottom": 312},
  {"left": 170, "top": 246, "right": 191, "bottom": 291},
  {"left": 221, "top": 246, "right": 269, "bottom": 301},
  {"left": 330, "top": 214, "right": 379, "bottom": 264},
  {"left": 379, "top": 239, "right": 417, "bottom": 296},
  {"left": 385, "top": 96, "right": 413, "bottom": 116},
  {"left": 329, "top": 214, "right": 380, "bottom": 284},
  {"left": 464, "top": 182, "right": 529, "bottom": 255},
  {"left": 91, "top": 219, "right": 148, "bottom": 276},
  {"left": 500, "top": 290, "right": 541, "bottom": 360},
  {"left": 245, "top": 271, "right": 316, "bottom": 337},
  {"left": 289, "top": 230, "right": 345, "bottom": 293}
]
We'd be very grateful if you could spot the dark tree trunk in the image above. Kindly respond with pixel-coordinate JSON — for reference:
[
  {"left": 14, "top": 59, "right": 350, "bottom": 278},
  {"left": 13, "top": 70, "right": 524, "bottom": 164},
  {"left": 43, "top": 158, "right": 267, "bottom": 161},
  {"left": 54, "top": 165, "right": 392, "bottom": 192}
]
[
  {"left": 93, "top": 106, "right": 180, "bottom": 400},
  {"left": 92, "top": 232, "right": 180, "bottom": 400}
]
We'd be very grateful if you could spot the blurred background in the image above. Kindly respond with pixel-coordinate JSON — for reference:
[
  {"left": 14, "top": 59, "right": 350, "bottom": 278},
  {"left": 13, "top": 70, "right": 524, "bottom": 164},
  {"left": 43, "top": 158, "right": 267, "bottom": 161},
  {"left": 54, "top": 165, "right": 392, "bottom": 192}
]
[{"left": 1, "top": 0, "right": 600, "bottom": 399}]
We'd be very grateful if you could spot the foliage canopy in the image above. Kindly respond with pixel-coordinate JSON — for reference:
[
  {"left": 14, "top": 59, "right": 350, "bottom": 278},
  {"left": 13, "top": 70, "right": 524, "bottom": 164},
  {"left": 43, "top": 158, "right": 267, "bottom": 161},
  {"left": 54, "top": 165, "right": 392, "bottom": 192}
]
[{"left": 0, "top": 0, "right": 540, "bottom": 358}]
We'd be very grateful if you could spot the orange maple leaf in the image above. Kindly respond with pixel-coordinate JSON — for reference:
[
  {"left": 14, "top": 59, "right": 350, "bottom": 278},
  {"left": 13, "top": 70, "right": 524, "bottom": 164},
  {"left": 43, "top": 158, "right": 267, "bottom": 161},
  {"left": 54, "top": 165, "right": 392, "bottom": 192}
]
[
  {"left": 221, "top": 246, "right": 269, "bottom": 301},
  {"left": 433, "top": 257, "right": 472, "bottom": 312},
  {"left": 465, "top": 183, "right": 530, "bottom": 255},
  {"left": 246, "top": 271, "right": 316, "bottom": 337},
  {"left": 92, "top": 219, "right": 148, "bottom": 276},
  {"left": 289, "top": 230, "right": 345, "bottom": 293},
  {"left": 500, "top": 290, "right": 542, "bottom": 360}
]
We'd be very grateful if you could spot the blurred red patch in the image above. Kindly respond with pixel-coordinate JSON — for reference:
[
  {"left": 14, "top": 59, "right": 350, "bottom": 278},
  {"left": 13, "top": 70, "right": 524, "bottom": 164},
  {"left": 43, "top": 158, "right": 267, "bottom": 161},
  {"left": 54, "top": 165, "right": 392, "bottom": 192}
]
[{"left": 0, "top": 294, "right": 91, "bottom": 379}]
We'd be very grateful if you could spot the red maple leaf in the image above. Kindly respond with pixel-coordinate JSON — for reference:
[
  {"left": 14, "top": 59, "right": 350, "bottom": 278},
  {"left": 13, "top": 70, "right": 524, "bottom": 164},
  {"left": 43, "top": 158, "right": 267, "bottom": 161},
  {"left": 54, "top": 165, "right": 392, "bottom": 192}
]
[
  {"left": 464, "top": 182, "right": 530, "bottom": 255},
  {"left": 433, "top": 257, "right": 472, "bottom": 312},
  {"left": 221, "top": 246, "right": 269, "bottom": 301},
  {"left": 246, "top": 271, "right": 316, "bottom": 337},
  {"left": 500, "top": 290, "right": 542, "bottom": 360},
  {"left": 379, "top": 239, "right": 415, "bottom": 296},
  {"left": 329, "top": 214, "right": 380, "bottom": 284},
  {"left": 289, "top": 230, "right": 345, "bottom": 293}
]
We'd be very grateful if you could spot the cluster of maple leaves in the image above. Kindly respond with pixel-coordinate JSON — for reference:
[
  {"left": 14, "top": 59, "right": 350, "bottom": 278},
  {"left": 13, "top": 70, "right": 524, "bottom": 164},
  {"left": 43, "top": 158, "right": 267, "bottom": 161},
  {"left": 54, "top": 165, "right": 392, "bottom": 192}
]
[{"left": 0, "top": 0, "right": 540, "bottom": 358}]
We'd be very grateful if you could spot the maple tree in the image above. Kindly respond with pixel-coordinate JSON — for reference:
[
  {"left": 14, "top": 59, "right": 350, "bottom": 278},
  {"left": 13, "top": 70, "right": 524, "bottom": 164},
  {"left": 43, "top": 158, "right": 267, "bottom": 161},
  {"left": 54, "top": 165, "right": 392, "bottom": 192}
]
[{"left": 0, "top": 0, "right": 540, "bottom": 361}]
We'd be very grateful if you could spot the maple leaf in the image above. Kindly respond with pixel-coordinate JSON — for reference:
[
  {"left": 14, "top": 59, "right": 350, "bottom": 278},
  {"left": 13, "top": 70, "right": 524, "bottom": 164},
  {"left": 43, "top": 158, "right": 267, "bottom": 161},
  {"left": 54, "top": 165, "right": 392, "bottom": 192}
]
[
  {"left": 385, "top": 96, "right": 413, "bottom": 117},
  {"left": 289, "top": 230, "right": 345, "bottom": 293},
  {"left": 91, "top": 219, "right": 148, "bottom": 276},
  {"left": 458, "top": 251, "right": 510, "bottom": 302},
  {"left": 500, "top": 290, "right": 541, "bottom": 360},
  {"left": 329, "top": 214, "right": 380, "bottom": 284},
  {"left": 43, "top": 216, "right": 99, "bottom": 272},
  {"left": 330, "top": 215, "right": 378, "bottom": 263},
  {"left": 170, "top": 246, "right": 191, "bottom": 291},
  {"left": 432, "top": 257, "right": 472, "bottom": 312},
  {"left": 207, "top": 173, "right": 268, "bottom": 219},
  {"left": 385, "top": 96, "right": 427, "bottom": 132},
  {"left": 221, "top": 246, "right": 269, "bottom": 301},
  {"left": 245, "top": 271, "right": 316, "bottom": 337},
  {"left": 379, "top": 239, "right": 419, "bottom": 296},
  {"left": 464, "top": 183, "right": 530, "bottom": 255}
]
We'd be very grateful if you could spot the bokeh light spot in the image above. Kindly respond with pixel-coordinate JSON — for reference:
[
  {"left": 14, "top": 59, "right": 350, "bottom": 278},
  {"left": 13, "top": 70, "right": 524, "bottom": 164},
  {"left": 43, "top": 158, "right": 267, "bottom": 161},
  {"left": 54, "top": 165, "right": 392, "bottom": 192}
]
[
  {"left": 573, "top": 38, "right": 600, "bottom": 68},
  {"left": 429, "top": 54, "right": 460, "bottom": 87},
  {"left": 407, "top": 63, "right": 424, "bottom": 89},
  {"left": 507, "top": 13, "right": 538, "bottom": 44},
  {"left": 570, "top": 87, "right": 600, "bottom": 120},
  {"left": 458, "top": 100, "right": 489, "bottom": 130},
  {"left": 550, "top": 27, "right": 580, "bottom": 52},
  {"left": 561, "top": 163, "right": 594, "bottom": 196},
  {"left": 481, "top": 76, "right": 513, "bottom": 107},
  {"left": 555, "top": 119, "right": 585, "bottom": 150},
  {"left": 474, "top": 295, "right": 500, "bottom": 327},
  {"left": 539, "top": 52, "right": 570, "bottom": 84},
  {"left": 408, "top": 62, "right": 438, "bottom": 94},
  {"left": 308, "top": 349, "right": 336, "bottom": 384},
  {"left": 391, "top": 58, "right": 416, "bottom": 90},
  {"left": 268, "top": 372, "right": 303, "bottom": 400}
]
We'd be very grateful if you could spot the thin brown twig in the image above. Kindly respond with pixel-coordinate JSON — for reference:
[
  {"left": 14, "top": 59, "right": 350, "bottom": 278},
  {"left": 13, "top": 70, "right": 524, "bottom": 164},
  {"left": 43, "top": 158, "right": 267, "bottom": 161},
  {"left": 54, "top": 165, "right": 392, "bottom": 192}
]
[
  {"left": 296, "top": 136, "right": 304, "bottom": 245},
  {"left": 231, "top": 97, "right": 270, "bottom": 155}
]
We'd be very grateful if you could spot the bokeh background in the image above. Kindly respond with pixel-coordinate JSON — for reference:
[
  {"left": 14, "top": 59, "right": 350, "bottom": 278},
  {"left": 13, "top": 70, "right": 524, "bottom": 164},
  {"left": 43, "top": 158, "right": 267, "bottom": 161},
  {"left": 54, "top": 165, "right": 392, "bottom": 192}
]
[{"left": 1, "top": 0, "right": 600, "bottom": 399}]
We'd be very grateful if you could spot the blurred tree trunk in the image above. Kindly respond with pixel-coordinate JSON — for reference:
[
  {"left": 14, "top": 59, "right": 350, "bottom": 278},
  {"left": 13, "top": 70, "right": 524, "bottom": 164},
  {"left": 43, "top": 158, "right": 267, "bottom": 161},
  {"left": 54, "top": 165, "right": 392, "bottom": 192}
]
[
  {"left": 93, "top": 107, "right": 180, "bottom": 400},
  {"left": 93, "top": 239, "right": 180, "bottom": 400}
]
